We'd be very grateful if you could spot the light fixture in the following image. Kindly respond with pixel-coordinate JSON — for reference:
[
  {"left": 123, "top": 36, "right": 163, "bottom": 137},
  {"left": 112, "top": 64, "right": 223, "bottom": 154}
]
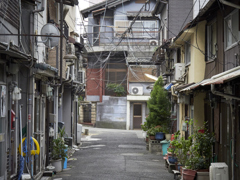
[{"left": 144, "top": 73, "right": 158, "bottom": 81}]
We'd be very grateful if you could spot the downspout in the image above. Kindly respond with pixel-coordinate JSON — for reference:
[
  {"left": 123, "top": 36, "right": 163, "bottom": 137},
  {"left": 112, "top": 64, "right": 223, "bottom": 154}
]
[
  {"left": 19, "top": 0, "right": 26, "bottom": 54},
  {"left": 219, "top": 0, "right": 240, "bottom": 9},
  {"left": 28, "top": 0, "right": 45, "bottom": 177},
  {"left": 211, "top": 84, "right": 239, "bottom": 180}
]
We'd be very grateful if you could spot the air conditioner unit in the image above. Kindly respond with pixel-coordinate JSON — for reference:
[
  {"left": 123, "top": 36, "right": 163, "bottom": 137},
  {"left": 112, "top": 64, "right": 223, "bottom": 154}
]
[
  {"left": 175, "top": 63, "right": 185, "bottom": 81},
  {"left": 131, "top": 86, "right": 143, "bottom": 95},
  {"left": 210, "top": 163, "right": 228, "bottom": 180},
  {"left": 149, "top": 40, "right": 158, "bottom": 46}
]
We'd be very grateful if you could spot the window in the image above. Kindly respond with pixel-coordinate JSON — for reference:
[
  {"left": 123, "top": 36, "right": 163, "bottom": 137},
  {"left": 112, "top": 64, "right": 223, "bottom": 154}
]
[
  {"left": 93, "top": 26, "right": 99, "bottom": 46},
  {"left": 177, "top": 48, "right": 181, "bottom": 63},
  {"left": 131, "top": 20, "right": 157, "bottom": 38},
  {"left": 77, "top": 71, "right": 85, "bottom": 84},
  {"left": 207, "top": 20, "right": 217, "bottom": 60},
  {"left": 114, "top": 20, "right": 129, "bottom": 37},
  {"left": 185, "top": 40, "right": 191, "bottom": 65},
  {"left": 225, "top": 10, "right": 239, "bottom": 49}
]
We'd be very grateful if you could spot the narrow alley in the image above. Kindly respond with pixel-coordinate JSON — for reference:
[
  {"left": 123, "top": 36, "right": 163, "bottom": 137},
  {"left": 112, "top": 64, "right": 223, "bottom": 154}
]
[{"left": 53, "top": 127, "right": 173, "bottom": 180}]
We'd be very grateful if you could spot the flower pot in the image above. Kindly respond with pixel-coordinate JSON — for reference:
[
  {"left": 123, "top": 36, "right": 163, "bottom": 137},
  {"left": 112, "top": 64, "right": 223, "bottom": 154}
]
[
  {"left": 155, "top": 132, "right": 165, "bottom": 140},
  {"left": 149, "top": 135, "right": 155, "bottom": 140},
  {"left": 165, "top": 134, "right": 172, "bottom": 141},
  {"left": 51, "top": 159, "right": 62, "bottom": 172},
  {"left": 146, "top": 137, "right": 149, "bottom": 143},
  {"left": 182, "top": 169, "right": 197, "bottom": 180},
  {"left": 168, "top": 156, "right": 178, "bottom": 164}
]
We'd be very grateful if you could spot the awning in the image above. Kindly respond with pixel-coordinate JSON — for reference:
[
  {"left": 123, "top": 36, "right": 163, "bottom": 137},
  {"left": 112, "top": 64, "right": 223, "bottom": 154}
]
[
  {"left": 175, "top": 82, "right": 195, "bottom": 91},
  {"left": 202, "top": 68, "right": 240, "bottom": 86},
  {"left": 164, "top": 83, "right": 173, "bottom": 90},
  {"left": 180, "top": 79, "right": 210, "bottom": 92},
  {"left": 180, "top": 67, "right": 240, "bottom": 92}
]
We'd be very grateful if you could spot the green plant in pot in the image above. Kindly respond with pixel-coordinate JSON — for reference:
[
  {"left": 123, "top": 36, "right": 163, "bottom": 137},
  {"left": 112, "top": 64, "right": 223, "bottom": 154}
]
[
  {"left": 147, "top": 127, "right": 156, "bottom": 140},
  {"left": 182, "top": 122, "right": 215, "bottom": 180},
  {"left": 141, "top": 122, "right": 149, "bottom": 140},
  {"left": 187, "top": 125, "right": 215, "bottom": 170},
  {"left": 51, "top": 127, "right": 68, "bottom": 172},
  {"left": 154, "top": 126, "right": 166, "bottom": 140}
]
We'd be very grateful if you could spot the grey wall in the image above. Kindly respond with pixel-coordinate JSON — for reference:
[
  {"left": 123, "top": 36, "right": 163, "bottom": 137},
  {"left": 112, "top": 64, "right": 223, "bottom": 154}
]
[
  {"left": 62, "top": 88, "right": 72, "bottom": 137},
  {"left": 96, "top": 96, "right": 127, "bottom": 129},
  {"left": 168, "top": 0, "right": 193, "bottom": 39}
]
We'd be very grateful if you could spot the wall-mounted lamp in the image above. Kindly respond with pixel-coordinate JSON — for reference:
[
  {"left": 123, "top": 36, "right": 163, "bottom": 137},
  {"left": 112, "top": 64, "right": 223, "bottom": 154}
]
[{"left": 144, "top": 73, "right": 158, "bottom": 81}]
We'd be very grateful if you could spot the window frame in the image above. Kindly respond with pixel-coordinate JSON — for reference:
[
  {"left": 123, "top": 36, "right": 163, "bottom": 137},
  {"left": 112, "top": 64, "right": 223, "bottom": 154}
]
[
  {"left": 207, "top": 20, "right": 217, "bottom": 61},
  {"left": 185, "top": 40, "right": 191, "bottom": 66},
  {"left": 130, "top": 20, "right": 158, "bottom": 38},
  {"left": 224, "top": 9, "right": 239, "bottom": 50}
]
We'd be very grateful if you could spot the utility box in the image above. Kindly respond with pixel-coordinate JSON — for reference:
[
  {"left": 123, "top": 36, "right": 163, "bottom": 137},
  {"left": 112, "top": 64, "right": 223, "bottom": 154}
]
[
  {"left": 175, "top": 63, "right": 185, "bottom": 81},
  {"left": 210, "top": 162, "right": 228, "bottom": 180},
  {"left": 77, "top": 124, "right": 82, "bottom": 144}
]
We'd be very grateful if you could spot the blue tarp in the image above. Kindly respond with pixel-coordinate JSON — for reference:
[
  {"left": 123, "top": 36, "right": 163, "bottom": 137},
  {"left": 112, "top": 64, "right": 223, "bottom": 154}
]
[{"left": 164, "top": 83, "right": 173, "bottom": 90}]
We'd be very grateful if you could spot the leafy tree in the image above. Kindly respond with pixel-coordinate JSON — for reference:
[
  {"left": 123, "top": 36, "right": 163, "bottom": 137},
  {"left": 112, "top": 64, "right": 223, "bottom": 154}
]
[{"left": 146, "top": 76, "right": 171, "bottom": 127}]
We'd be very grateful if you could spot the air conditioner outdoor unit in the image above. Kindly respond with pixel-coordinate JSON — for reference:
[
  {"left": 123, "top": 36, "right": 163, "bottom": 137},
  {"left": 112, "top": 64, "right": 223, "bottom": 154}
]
[
  {"left": 131, "top": 86, "right": 143, "bottom": 95},
  {"left": 210, "top": 162, "right": 228, "bottom": 180},
  {"left": 149, "top": 40, "right": 158, "bottom": 46},
  {"left": 175, "top": 63, "right": 185, "bottom": 81}
]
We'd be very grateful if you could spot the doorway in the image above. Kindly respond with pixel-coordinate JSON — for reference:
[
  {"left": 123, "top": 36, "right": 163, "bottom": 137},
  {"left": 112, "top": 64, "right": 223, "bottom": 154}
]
[{"left": 133, "top": 104, "right": 142, "bottom": 129}]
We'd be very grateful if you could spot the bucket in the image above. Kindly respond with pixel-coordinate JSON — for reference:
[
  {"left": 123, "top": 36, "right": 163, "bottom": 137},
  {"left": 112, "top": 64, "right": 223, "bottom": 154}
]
[
  {"left": 160, "top": 140, "right": 170, "bottom": 155},
  {"left": 63, "top": 145, "right": 68, "bottom": 169}
]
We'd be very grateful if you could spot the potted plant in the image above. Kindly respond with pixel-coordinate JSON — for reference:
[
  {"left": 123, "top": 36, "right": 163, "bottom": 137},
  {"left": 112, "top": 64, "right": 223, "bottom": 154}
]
[
  {"left": 147, "top": 127, "right": 156, "bottom": 140},
  {"left": 141, "top": 122, "right": 148, "bottom": 139},
  {"left": 51, "top": 128, "right": 68, "bottom": 172},
  {"left": 155, "top": 126, "right": 165, "bottom": 140},
  {"left": 182, "top": 123, "right": 215, "bottom": 180}
]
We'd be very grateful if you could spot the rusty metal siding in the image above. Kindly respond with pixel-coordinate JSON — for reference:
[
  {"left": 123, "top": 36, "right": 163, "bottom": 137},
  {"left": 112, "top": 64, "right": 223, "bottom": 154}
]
[{"left": 205, "top": 11, "right": 224, "bottom": 78}]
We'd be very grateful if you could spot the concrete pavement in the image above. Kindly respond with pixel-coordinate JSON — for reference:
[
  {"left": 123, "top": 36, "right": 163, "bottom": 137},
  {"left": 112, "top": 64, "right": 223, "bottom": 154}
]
[{"left": 53, "top": 127, "right": 173, "bottom": 180}]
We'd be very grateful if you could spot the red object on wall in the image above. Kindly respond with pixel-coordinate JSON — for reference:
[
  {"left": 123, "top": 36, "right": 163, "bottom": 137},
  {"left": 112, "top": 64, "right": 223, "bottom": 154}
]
[
  {"left": 198, "top": 129, "right": 204, "bottom": 133},
  {"left": 11, "top": 109, "right": 15, "bottom": 129}
]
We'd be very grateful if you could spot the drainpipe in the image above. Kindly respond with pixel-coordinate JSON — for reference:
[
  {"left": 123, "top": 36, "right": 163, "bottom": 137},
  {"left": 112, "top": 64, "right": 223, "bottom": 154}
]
[
  {"left": 211, "top": 84, "right": 239, "bottom": 180},
  {"left": 28, "top": 0, "right": 45, "bottom": 177},
  {"left": 219, "top": 0, "right": 240, "bottom": 9}
]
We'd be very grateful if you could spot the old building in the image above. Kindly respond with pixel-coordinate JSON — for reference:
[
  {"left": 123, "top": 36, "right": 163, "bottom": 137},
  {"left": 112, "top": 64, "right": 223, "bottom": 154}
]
[{"left": 80, "top": 0, "right": 158, "bottom": 129}]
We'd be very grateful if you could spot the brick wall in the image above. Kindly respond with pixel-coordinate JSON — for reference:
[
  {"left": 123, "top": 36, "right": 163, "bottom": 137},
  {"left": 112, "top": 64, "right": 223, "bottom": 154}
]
[
  {"left": 86, "top": 68, "right": 104, "bottom": 97},
  {"left": 47, "top": 39, "right": 66, "bottom": 79}
]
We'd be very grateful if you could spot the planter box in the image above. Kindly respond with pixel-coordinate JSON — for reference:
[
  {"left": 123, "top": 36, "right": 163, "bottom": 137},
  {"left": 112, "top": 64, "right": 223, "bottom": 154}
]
[{"left": 149, "top": 140, "right": 162, "bottom": 153}]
